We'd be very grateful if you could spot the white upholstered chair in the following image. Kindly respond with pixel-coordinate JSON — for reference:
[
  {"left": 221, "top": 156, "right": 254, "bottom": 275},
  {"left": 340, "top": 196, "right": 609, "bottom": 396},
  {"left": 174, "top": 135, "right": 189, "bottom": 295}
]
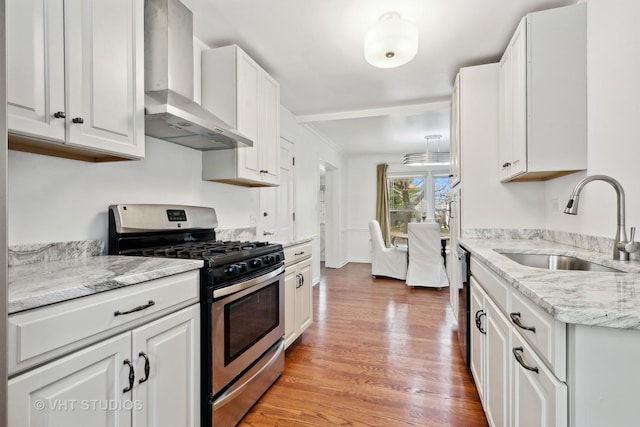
[
  {"left": 369, "top": 220, "right": 408, "bottom": 280},
  {"left": 405, "top": 223, "right": 449, "bottom": 288}
]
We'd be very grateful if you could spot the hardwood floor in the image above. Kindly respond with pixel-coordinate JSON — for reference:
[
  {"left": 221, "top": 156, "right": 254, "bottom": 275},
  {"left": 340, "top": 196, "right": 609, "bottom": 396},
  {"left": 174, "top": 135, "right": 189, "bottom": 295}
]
[{"left": 240, "top": 263, "right": 488, "bottom": 427}]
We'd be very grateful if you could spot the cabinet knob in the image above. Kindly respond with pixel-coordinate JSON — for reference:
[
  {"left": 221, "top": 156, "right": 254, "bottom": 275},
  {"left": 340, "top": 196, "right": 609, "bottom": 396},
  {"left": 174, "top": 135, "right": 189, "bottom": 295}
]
[
  {"left": 502, "top": 162, "right": 511, "bottom": 168},
  {"left": 53, "top": 111, "right": 66, "bottom": 119},
  {"left": 72, "top": 117, "right": 84, "bottom": 124}
]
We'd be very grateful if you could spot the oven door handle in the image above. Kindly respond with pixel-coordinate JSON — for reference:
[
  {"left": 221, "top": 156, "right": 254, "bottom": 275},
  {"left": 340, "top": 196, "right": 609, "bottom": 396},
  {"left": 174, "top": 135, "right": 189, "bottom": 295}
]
[
  {"left": 213, "top": 340, "right": 284, "bottom": 410},
  {"left": 213, "top": 266, "right": 285, "bottom": 299}
]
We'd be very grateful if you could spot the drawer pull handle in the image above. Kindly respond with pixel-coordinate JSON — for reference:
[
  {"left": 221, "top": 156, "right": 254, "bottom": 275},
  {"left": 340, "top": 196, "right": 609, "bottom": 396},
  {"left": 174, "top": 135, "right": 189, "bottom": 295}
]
[
  {"left": 475, "top": 309, "right": 486, "bottom": 335},
  {"left": 114, "top": 300, "right": 155, "bottom": 316},
  {"left": 72, "top": 117, "right": 84, "bottom": 124},
  {"left": 510, "top": 312, "right": 536, "bottom": 332},
  {"left": 294, "top": 251, "right": 305, "bottom": 256},
  {"left": 123, "top": 359, "right": 135, "bottom": 393},
  {"left": 502, "top": 162, "right": 511, "bottom": 168},
  {"left": 138, "top": 352, "right": 150, "bottom": 384},
  {"left": 512, "top": 347, "right": 539, "bottom": 374},
  {"left": 53, "top": 111, "right": 66, "bottom": 119}
]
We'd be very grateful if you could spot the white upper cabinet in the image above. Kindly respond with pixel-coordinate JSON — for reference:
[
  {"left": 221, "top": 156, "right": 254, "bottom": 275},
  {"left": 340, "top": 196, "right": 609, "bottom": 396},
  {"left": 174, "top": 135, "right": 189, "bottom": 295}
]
[
  {"left": 202, "top": 44, "right": 280, "bottom": 187},
  {"left": 499, "top": 4, "right": 586, "bottom": 182},
  {"left": 7, "top": 0, "right": 145, "bottom": 162},
  {"left": 449, "top": 73, "right": 461, "bottom": 187}
]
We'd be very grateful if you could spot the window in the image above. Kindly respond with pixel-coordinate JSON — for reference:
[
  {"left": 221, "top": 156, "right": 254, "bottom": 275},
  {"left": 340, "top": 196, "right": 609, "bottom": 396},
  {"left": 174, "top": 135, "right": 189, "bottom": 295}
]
[
  {"left": 387, "top": 172, "right": 452, "bottom": 239},
  {"left": 433, "top": 174, "right": 452, "bottom": 231},
  {"left": 388, "top": 175, "right": 425, "bottom": 238}
]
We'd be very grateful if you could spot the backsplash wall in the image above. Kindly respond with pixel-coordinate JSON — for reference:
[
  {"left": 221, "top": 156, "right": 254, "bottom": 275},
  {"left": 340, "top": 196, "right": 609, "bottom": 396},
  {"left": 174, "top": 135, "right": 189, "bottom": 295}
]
[
  {"left": 8, "top": 137, "right": 259, "bottom": 246},
  {"left": 543, "top": 0, "right": 640, "bottom": 241}
]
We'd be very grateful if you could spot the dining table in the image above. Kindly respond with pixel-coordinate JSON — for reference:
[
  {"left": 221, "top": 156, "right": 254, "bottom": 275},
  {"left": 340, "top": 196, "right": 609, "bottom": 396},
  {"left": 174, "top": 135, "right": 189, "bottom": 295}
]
[{"left": 392, "top": 232, "right": 450, "bottom": 266}]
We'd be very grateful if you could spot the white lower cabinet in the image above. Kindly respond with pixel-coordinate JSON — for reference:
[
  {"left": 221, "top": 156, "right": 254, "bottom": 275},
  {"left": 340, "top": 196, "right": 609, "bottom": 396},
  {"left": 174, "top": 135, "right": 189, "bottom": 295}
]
[
  {"left": 9, "top": 332, "right": 132, "bottom": 427},
  {"left": 8, "top": 271, "right": 200, "bottom": 427},
  {"left": 284, "top": 242, "right": 313, "bottom": 348},
  {"left": 9, "top": 304, "right": 199, "bottom": 427},
  {"left": 131, "top": 305, "right": 200, "bottom": 427},
  {"left": 511, "top": 331, "right": 567, "bottom": 427},
  {"left": 470, "top": 265, "right": 567, "bottom": 427},
  {"left": 470, "top": 277, "right": 510, "bottom": 427}
]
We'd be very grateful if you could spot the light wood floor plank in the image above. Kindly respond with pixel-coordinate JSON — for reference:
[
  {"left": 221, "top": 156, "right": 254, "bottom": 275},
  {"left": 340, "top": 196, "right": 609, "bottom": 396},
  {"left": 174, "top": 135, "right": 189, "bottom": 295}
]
[{"left": 241, "top": 263, "right": 488, "bottom": 426}]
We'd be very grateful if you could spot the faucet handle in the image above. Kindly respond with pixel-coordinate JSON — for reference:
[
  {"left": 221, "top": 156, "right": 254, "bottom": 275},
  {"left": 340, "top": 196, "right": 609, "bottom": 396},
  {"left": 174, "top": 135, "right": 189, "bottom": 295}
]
[{"left": 624, "top": 226, "right": 638, "bottom": 254}]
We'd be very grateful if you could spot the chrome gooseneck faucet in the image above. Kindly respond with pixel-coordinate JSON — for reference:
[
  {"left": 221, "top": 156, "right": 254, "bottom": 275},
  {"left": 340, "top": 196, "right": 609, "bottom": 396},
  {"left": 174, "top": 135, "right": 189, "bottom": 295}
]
[{"left": 564, "top": 174, "right": 637, "bottom": 261}]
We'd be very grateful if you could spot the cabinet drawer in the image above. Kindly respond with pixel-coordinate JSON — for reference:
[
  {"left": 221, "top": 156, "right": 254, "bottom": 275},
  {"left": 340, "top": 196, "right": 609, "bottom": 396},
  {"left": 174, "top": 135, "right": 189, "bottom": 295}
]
[
  {"left": 510, "top": 289, "right": 566, "bottom": 381},
  {"left": 470, "top": 258, "right": 509, "bottom": 313},
  {"left": 8, "top": 270, "right": 199, "bottom": 375},
  {"left": 284, "top": 242, "right": 312, "bottom": 267}
]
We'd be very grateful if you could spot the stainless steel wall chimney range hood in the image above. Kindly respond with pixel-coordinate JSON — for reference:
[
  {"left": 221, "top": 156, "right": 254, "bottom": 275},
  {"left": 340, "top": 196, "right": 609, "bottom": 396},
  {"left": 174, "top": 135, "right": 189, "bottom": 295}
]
[{"left": 144, "top": 0, "right": 252, "bottom": 150}]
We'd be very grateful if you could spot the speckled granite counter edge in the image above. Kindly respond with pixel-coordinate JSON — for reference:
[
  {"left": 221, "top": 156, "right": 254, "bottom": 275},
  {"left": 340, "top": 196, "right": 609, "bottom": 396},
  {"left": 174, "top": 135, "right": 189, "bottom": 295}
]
[
  {"left": 459, "top": 237, "right": 640, "bottom": 330},
  {"left": 9, "top": 256, "right": 204, "bottom": 315}
]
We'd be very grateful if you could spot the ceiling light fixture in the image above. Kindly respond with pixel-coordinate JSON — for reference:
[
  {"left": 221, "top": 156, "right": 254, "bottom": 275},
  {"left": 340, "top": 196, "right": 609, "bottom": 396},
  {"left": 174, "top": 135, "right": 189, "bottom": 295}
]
[
  {"left": 403, "top": 135, "right": 450, "bottom": 166},
  {"left": 364, "top": 12, "right": 419, "bottom": 68}
]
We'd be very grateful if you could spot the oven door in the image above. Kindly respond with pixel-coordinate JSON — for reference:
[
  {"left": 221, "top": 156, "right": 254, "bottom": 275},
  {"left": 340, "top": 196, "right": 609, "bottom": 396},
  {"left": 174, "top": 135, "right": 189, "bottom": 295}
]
[{"left": 211, "top": 266, "right": 284, "bottom": 395}]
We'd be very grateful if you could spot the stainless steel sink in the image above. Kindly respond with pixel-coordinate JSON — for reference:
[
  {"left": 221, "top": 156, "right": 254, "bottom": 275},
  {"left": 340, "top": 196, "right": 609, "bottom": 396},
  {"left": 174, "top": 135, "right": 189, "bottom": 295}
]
[{"left": 496, "top": 252, "right": 625, "bottom": 273}]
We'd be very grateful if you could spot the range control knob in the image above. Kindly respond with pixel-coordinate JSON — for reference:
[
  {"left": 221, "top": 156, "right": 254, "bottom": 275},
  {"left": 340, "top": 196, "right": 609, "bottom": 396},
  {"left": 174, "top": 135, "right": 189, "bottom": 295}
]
[
  {"left": 274, "top": 253, "right": 282, "bottom": 262},
  {"left": 263, "top": 255, "right": 275, "bottom": 264},
  {"left": 224, "top": 265, "right": 240, "bottom": 276},
  {"left": 237, "top": 262, "right": 248, "bottom": 273},
  {"left": 249, "top": 259, "right": 262, "bottom": 268}
]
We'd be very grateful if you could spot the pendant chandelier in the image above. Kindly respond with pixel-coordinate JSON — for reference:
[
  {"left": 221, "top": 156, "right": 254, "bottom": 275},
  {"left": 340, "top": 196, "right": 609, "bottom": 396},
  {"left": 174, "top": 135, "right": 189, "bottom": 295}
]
[{"left": 403, "top": 135, "right": 450, "bottom": 166}]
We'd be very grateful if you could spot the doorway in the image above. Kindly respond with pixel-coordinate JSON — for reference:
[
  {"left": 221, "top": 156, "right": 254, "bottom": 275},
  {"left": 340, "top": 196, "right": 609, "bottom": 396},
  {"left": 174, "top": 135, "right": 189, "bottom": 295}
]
[{"left": 320, "top": 160, "right": 338, "bottom": 271}]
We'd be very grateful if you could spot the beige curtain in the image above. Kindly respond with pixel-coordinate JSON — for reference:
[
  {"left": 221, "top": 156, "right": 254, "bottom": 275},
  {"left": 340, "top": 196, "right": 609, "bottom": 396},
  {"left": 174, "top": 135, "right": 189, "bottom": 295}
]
[{"left": 376, "top": 163, "right": 391, "bottom": 247}]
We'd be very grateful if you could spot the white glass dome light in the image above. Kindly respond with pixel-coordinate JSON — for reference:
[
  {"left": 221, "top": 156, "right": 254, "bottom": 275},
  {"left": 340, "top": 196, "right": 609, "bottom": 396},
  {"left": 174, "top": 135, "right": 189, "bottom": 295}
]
[{"left": 364, "top": 12, "right": 419, "bottom": 69}]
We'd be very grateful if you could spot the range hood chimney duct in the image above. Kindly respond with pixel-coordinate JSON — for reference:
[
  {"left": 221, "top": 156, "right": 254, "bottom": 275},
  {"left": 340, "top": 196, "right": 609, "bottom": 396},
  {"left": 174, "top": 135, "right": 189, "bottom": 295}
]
[{"left": 143, "top": 0, "right": 252, "bottom": 150}]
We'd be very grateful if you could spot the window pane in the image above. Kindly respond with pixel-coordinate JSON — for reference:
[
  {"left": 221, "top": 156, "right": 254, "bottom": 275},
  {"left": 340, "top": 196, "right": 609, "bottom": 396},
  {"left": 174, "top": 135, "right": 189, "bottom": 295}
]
[
  {"left": 388, "top": 176, "right": 424, "bottom": 237},
  {"left": 433, "top": 176, "right": 452, "bottom": 230}
]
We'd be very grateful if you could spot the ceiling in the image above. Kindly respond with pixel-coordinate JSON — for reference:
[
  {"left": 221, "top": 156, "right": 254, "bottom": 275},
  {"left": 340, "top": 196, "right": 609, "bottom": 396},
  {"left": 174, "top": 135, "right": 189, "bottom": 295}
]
[{"left": 183, "top": 0, "right": 577, "bottom": 156}]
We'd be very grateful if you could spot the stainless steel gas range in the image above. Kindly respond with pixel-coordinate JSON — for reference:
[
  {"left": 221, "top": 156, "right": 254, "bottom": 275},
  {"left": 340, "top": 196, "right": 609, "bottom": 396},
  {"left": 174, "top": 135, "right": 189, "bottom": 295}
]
[{"left": 108, "top": 204, "right": 285, "bottom": 427}]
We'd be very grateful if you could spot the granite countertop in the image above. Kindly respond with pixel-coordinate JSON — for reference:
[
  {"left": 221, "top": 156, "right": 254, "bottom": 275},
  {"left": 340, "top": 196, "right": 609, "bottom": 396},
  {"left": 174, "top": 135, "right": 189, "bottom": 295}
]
[
  {"left": 282, "top": 237, "right": 314, "bottom": 248},
  {"left": 460, "top": 238, "right": 640, "bottom": 330},
  {"left": 8, "top": 256, "right": 204, "bottom": 315}
]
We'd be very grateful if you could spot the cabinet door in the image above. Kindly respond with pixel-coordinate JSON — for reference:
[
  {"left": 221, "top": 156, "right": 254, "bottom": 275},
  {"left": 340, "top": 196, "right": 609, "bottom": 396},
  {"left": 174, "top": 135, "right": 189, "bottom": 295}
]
[
  {"left": 470, "top": 278, "right": 485, "bottom": 404},
  {"left": 8, "top": 333, "right": 132, "bottom": 427},
  {"left": 64, "top": 0, "right": 144, "bottom": 158},
  {"left": 509, "top": 19, "right": 527, "bottom": 178},
  {"left": 450, "top": 73, "right": 461, "bottom": 186},
  {"left": 485, "top": 297, "right": 511, "bottom": 427},
  {"left": 296, "top": 258, "right": 313, "bottom": 334},
  {"left": 511, "top": 332, "right": 567, "bottom": 427},
  {"left": 236, "top": 51, "right": 262, "bottom": 182},
  {"left": 132, "top": 304, "right": 200, "bottom": 427},
  {"left": 498, "top": 52, "right": 513, "bottom": 181},
  {"left": 283, "top": 268, "right": 298, "bottom": 348},
  {"left": 259, "top": 72, "right": 280, "bottom": 185},
  {"left": 7, "top": 0, "right": 65, "bottom": 142},
  {"left": 499, "top": 18, "right": 527, "bottom": 181}
]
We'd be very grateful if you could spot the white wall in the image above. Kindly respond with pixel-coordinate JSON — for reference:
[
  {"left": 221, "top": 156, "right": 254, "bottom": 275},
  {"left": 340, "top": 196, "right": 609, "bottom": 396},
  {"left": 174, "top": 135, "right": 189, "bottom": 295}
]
[
  {"left": 345, "top": 153, "right": 451, "bottom": 263},
  {"left": 544, "top": 0, "right": 640, "bottom": 239},
  {"left": 8, "top": 137, "right": 258, "bottom": 246},
  {"left": 280, "top": 106, "right": 347, "bottom": 277},
  {"left": 459, "top": 64, "right": 546, "bottom": 231}
]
